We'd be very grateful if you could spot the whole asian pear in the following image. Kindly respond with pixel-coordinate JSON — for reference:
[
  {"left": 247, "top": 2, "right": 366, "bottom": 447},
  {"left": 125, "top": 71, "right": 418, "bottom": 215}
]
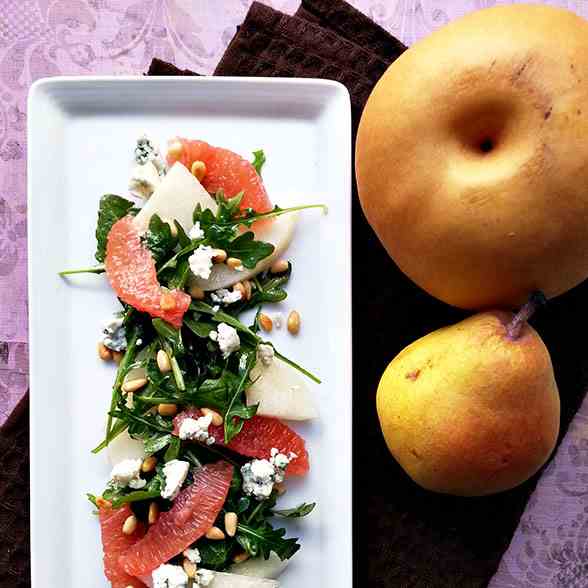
[
  {"left": 356, "top": 5, "right": 588, "bottom": 309},
  {"left": 376, "top": 311, "right": 560, "bottom": 496}
]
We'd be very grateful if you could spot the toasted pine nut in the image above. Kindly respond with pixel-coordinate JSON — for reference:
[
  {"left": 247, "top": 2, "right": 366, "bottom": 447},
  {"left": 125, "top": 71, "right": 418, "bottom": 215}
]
[
  {"left": 233, "top": 551, "right": 250, "bottom": 564},
  {"left": 270, "top": 259, "right": 289, "bottom": 274},
  {"left": 158, "top": 403, "right": 178, "bottom": 417},
  {"left": 98, "top": 342, "right": 112, "bottom": 361},
  {"left": 160, "top": 292, "right": 177, "bottom": 311},
  {"left": 191, "top": 160, "right": 207, "bottom": 182},
  {"left": 205, "top": 526, "right": 225, "bottom": 540},
  {"left": 226, "top": 257, "right": 242, "bottom": 270},
  {"left": 112, "top": 351, "right": 124, "bottom": 365},
  {"left": 242, "top": 279, "right": 252, "bottom": 301},
  {"left": 156, "top": 349, "right": 171, "bottom": 373},
  {"left": 259, "top": 313, "right": 273, "bottom": 332},
  {"left": 189, "top": 284, "right": 205, "bottom": 300},
  {"left": 287, "top": 310, "right": 301, "bottom": 335},
  {"left": 201, "top": 407, "right": 223, "bottom": 427},
  {"left": 212, "top": 249, "right": 228, "bottom": 264},
  {"left": 183, "top": 558, "right": 197, "bottom": 578},
  {"left": 96, "top": 497, "right": 112, "bottom": 509},
  {"left": 148, "top": 501, "right": 159, "bottom": 525},
  {"left": 142, "top": 456, "right": 157, "bottom": 473},
  {"left": 224, "top": 512, "right": 238, "bottom": 537},
  {"left": 122, "top": 378, "right": 148, "bottom": 394},
  {"left": 168, "top": 140, "right": 183, "bottom": 158},
  {"left": 122, "top": 515, "right": 138, "bottom": 535},
  {"left": 274, "top": 482, "right": 287, "bottom": 496}
]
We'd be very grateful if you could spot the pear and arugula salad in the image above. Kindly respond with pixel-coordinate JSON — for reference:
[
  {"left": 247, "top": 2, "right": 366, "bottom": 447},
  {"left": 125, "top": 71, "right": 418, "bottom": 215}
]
[{"left": 61, "top": 135, "right": 324, "bottom": 588}]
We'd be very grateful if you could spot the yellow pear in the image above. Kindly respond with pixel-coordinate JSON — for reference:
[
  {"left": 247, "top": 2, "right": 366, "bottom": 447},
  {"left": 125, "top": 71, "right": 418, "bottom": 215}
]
[{"left": 377, "top": 309, "right": 560, "bottom": 496}]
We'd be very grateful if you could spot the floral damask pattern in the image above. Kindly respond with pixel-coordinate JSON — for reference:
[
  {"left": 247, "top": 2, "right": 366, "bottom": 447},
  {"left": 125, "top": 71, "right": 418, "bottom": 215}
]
[{"left": 2, "top": 1, "right": 588, "bottom": 586}]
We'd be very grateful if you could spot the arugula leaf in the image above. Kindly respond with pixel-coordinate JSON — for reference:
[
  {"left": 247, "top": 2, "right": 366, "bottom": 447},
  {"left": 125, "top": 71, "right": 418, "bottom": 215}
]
[
  {"left": 197, "top": 540, "right": 234, "bottom": 569},
  {"left": 196, "top": 371, "right": 241, "bottom": 413},
  {"left": 143, "top": 214, "right": 177, "bottom": 264},
  {"left": 226, "top": 232, "right": 274, "bottom": 269},
  {"left": 251, "top": 150, "right": 266, "bottom": 175},
  {"left": 183, "top": 316, "right": 217, "bottom": 339},
  {"left": 174, "top": 221, "right": 191, "bottom": 248},
  {"left": 224, "top": 350, "right": 258, "bottom": 443},
  {"left": 272, "top": 502, "right": 316, "bottom": 519},
  {"left": 164, "top": 436, "right": 181, "bottom": 462},
  {"left": 236, "top": 521, "right": 300, "bottom": 560},
  {"left": 152, "top": 319, "right": 184, "bottom": 354},
  {"left": 95, "top": 194, "right": 138, "bottom": 262},
  {"left": 144, "top": 434, "right": 172, "bottom": 455},
  {"left": 106, "top": 471, "right": 165, "bottom": 508},
  {"left": 166, "top": 259, "right": 191, "bottom": 290}
]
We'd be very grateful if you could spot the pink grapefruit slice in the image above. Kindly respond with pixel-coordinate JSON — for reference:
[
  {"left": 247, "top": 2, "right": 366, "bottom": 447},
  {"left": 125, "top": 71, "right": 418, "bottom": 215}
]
[
  {"left": 173, "top": 410, "right": 309, "bottom": 476},
  {"left": 119, "top": 461, "right": 233, "bottom": 577},
  {"left": 105, "top": 216, "right": 190, "bottom": 328},
  {"left": 98, "top": 503, "right": 146, "bottom": 588},
  {"left": 167, "top": 138, "right": 272, "bottom": 213}
]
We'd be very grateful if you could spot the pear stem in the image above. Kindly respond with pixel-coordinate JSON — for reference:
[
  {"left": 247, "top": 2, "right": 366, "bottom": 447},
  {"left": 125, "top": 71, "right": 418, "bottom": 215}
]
[{"left": 506, "top": 291, "right": 547, "bottom": 340}]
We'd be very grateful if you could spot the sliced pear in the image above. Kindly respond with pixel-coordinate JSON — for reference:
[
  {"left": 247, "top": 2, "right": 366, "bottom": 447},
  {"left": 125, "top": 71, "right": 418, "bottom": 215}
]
[
  {"left": 189, "top": 213, "right": 298, "bottom": 291},
  {"left": 107, "top": 428, "right": 146, "bottom": 466},
  {"left": 133, "top": 162, "right": 217, "bottom": 233},
  {"left": 229, "top": 553, "right": 288, "bottom": 579},
  {"left": 246, "top": 356, "right": 318, "bottom": 421},
  {"left": 209, "top": 572, "right": 279, "bottom": 588}
]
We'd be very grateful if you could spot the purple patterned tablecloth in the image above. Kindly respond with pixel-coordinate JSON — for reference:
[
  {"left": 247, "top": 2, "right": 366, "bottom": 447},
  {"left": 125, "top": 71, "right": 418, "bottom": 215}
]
[{"left": 3, "top": 1, "right": 588, "bottom": 586}]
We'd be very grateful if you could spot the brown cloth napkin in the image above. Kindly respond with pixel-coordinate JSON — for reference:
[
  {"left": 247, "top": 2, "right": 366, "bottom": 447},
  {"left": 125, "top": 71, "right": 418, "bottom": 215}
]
[{"left": 151, "top": 2, "right": 588, "bottom": 586}]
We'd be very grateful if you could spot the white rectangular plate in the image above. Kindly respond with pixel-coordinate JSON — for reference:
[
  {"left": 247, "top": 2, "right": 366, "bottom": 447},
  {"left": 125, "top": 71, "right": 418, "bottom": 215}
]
[{"left": 28, "top": 76, "right": 352, "bottom": 588}]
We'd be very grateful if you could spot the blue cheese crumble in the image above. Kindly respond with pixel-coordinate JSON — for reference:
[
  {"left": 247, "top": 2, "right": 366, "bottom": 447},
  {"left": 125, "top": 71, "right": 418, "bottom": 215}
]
[
  {"left": 110, "top": 458, "right": 146, "bottom": 490},
  {"left": 209, "top": 323, "right": 240, "bottom": 358},
  {"left": 179, "top": 414, "right": 215, "bottom": 445},
  {"left": 161, "top": 459, "right": 190, "bottom": 500},
  {"left": 188, "top": 245, "right": 215, "bottom": 280},
  {"left": 210, "top": 288, "right": 242, "bottom": 306},
  {"left": 101, "top": 314, "right": 127, "bottom": 352},
  {"left": 240, "top": 448, "right": 296, "bottom": 501},
  {"left": 152, "top": 563, "right": 188, "bottom": 588},
  {"left": 135, "top": 134, "right": 165, "bottom": 175}
]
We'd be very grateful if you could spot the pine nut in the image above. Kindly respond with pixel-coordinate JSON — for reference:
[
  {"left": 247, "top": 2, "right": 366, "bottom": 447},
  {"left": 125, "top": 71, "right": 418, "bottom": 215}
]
[
  {"left": 226, "top": 257, "right": 242, "bottom": 270},
  {"left": 148, "top": 501, "right": 159, "bottom": 525},
  {"left": 233, "top": 551, "right": 250, "bottom": 564},
  {"left": 242, "top": 279, "right": 252, "bottom": 301},
  {"left": 270, "top": 259, "right": 289, "bottom": 274},
  {"left": 212, "top": 249, "right": 228, "bottom": 264},
  {"left": 201, "top": 407, "right": 223, "bottom": 427},
  {"left": 98, "top": 342, "right": 112, "bottom": 361},
  {"left": 142, "top": 456, "right": 157, "bottom": 473},
  {"left": 183, "top": 558, "right": 197, "bottom": 578},
  {"left": 274, "top": 482, "right": 287, "bottom": 496},
  {"left": 205, "top": 526, "right": 225, "bottom": 540},
  {"left": 233, "top": 282, "right": 245, "bottom": 298},
  {"left": 96, "top": 497, "right": 112, "bottom": 509},
  {"left": 168, "top": 140, "right": 183, "bottom": 158},
  {"left": 259, "top": 313, "right": 273, "bottom": 332},
  {"left": 160, "top": 292, "right": 177, "bottom": 311},
  {"left": 112, "top": 351, "right": 124, "bottom": 365},
  {"left": 122, "top": 515, "right": 138, "bottom": 535},
  {"left": 224, "top": 512, "right": 238, "bottom": 537},
  {"left": 287, "top": 310, "right": 301, "bottom": 335},
  {"left": 158, "top": 403, "right": 178, "bottom": 417},
  {"left": 191, "top": 160, "right": 207, "bottom": 182},
  {"left": 122, "top": 378, "right": 148, "bottom": 394},
  {"left": 189, "top": 284, "right": 205, "bottom": 300},
  {"left": 157, "top": 349, "right": 171, "bottom": 373}
]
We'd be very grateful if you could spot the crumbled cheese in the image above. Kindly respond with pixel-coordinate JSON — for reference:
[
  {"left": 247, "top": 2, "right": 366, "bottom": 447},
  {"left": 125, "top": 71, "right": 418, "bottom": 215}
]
[
  {"left": 210, "top": 323, "right": 240, "bottom": 358},
  {"left": 257, "top": 343, "right": 274, "bottom": 367},
  {"left": 196, "top": 569, "right": 216, "bottom": 586},
  {"left": 188, "top": 245, "right": 215, "bottom": 280},
  {"left": 273, "top": 313, "right": 284, "bottom": 329},
  {"left": 183, "top": 548, "right": 201, "bottom": 564},
  {"left": 188, "top": 221, "right": 204, "bottom": 241},
  {"left": 128, "top": 477, "right": 147, "bottom": 490},
  {"left": 179, "top": 414, "right": 215, "bottom": 445},
  {"left": 152, "top": 563, "right": 189, "bottom": 588},
  {"left": 101, "top": 314, "right": 127, "bottom": 352},
  {"left": 270, "top": 447, "right": 297, "bottom": 477},
  {"left": 241, "top": 449, "right": 296, "bottom": 500},
  {"left": 161, "top": 459, "right": 190, "bottom": 500},
  {"left": 135, "top": 134, "right": 165, "bottom": 174},
  {"left": 129, "top": 161, "right": 161, "bottom": 199},
  {"left": 210, "top": 288, "right": 242, "bottom": 306},
  {"left": 110, "top": 458, "right": 145, "bottom": 489},
  {"left": 212, "top": 305, "right": 220, "bottom": 313}
]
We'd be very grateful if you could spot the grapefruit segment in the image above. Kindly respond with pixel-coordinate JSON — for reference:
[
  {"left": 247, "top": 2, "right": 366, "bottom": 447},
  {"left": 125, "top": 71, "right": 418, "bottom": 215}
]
[
  {"left": 173, "top": 410, "right": 310, "bottom": 476},
  {"left": 105, "top": 216, "right": 190, "bottom": 328},
  {"left": 98, "top": 503, "right": 146, "bottom": 588},
  {"left": 119, "top": 461, "right": 233, "bottom": 577},
  {"left": 166, "top": 138, "right": 272, "bottom": 213}
]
